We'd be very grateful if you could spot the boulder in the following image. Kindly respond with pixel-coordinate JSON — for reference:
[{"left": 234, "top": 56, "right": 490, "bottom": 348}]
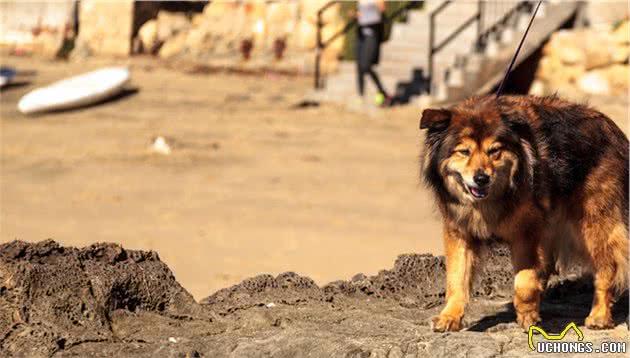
[
  {"left": 605, "top": 64, "right": 629, "bottom": 94},
  {"left": 612, "top": 44, "right": 630, "bottom": 64},
  {"left": 202, "top": 0, "right": 236, "bottom": 18},
  {"left": 536, "top": 24, "right": 630, "bottom": 96},
  {"left": 528, "top": 79, "right": 546, "bottom": 96},
  {"left": 577, "top": 64, "right": 628, "bottom": 96},
  {"left": 158, "top": 31, "right": 187, "bottom": 59},
  {"left": 578, "top": 70, "right": 611, "bottom": 95},
  {"left": 184, "top": 25, "right": 212, "bottom": 57},
  {"left": 583, "top": 31, "right": 617, "bottom": 69},
  {"left": 156, "top": 11, "right": 191, "bottom": 43},
  {"left": 196, "top": 2, "right": 251, "bottom": 55},
  {"left": 138, "top": 19, "right": 157, "bottom": 52},
  {"left": 543, "top": 30, "right": 576, "bottom": 56},
  {"left": 612, "top": 20, "right": 629, "bottom": 44},
  {"left": 558, "top": 45, "right": 585, "bottom": 65}
]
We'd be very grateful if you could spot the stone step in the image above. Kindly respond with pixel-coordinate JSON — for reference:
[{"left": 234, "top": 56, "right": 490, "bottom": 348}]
[
  {"left": 318, "top": 1, "right": 578, "bottom": 105},
  {"left": 384, "top": 32, "right": 477, "bottom": 53}
]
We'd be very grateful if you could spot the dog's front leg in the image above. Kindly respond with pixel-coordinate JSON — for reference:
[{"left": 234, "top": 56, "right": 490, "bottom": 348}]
[
  {"left": 432, "top": 226, "right": 477, "bottom": 332},
  {"left": 511, "top": 236, "right": 545, "bottom": 331}
]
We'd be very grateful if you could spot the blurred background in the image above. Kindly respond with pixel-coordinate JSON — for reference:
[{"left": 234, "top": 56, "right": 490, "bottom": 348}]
[{"left": 1, "top": 0, "right": 628, "bottom": 300}]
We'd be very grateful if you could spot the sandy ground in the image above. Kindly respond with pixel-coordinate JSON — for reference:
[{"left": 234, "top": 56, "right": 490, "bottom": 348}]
[
  {"left": 1, "top": 57, "right": 628, "bottom": 301},
  {"left": 1, "top": 57, "right": 443, "bottom": 300}
]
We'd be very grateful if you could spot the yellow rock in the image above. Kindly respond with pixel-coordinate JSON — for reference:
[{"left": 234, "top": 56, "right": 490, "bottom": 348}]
[
  {"left": 528, "top": 79, "right": 546, "bottom": 96},
  {"left": 578, "top": 70, "right": 610, "bottom": 95},
  {"left": 156, "top": 11, "right": 191, "bottom": 43},
  {"left": 191, "top": 13, "right": 204, "bottom": 27},
  {"left": 536, "top": 56, "right": 561, "bottom": 81},
  {"left": 583, "top": 31, "right": 616, "bottom": 69},
  {"left": 203, "top": 1, "right": 235, "bottom": 18},
  {"left": 159, "top": 31, "right": 187, "bottom": 59},
  {"left": 611, "top": 44, "right": 629, "bottom": 63},
  {"left": 185, "top": 24, "right": 213, "bottom": 56},
  {"left": 605, "top": 64, "right": 629, "bottom": 93},
  {"left": 138, "top": 19, "right": 157, "bottom": 50},
  {"left": 558, "top": 46, "right": 585, "bottom": 65},
  {"left": 611, "top": 20, "right": 629, "bottom": 44}
]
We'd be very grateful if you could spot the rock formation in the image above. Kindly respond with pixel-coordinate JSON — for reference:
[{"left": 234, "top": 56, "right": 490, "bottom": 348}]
[
  {"left": 1, "top": 240, "right": 627, "bottom": 357},
  {"left": 530, "top": 19, "right": 629, "bottom": 98}
]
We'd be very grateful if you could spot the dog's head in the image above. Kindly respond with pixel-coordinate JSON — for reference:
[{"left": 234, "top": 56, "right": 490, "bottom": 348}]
[{"left": 420, "top": 97, "right": 534, "bottom": 204}]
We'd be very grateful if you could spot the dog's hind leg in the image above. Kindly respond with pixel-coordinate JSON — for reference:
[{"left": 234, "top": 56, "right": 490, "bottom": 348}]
[
  {"left": 583, "top": 221, "right": 628, "bottom": 329},
  {"left": 431, "top": 226, "right": 479, "bottom": 332},
  {"left": 585, "top": 265, "right": 616, "bottom": 329},
  {"left": 579, "top": 159, "right": 629, "bottom": 330}
]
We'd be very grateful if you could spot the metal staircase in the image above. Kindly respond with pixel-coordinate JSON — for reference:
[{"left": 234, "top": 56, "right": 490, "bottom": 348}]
[{"left": 313, "top": 0, "right": 580, "bottom": 106}]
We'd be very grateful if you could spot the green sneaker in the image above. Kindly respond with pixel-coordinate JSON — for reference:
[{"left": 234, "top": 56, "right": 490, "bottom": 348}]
[{"left": 374, "top": 93, "right": 385, "bottom": 106}]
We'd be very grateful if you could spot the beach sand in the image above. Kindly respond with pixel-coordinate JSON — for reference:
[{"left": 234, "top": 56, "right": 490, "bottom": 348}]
[
  {"left": 1, "top": 57, "right": 444, "bottom": 300},
  {"left": 2, "top": 57, "right": 627, "bottom": 300}
]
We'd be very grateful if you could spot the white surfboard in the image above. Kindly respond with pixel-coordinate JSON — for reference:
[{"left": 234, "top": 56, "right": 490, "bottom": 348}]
[{"left": 18, "top": 67, "right": 130, "bottom": 114}]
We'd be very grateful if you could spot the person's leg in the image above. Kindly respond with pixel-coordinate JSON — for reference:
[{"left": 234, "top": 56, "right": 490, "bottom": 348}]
[
  {"left": 366, "top": 68, "right": 388, "bottom": 97},
  {"left": 357, "top": 64, "right": 366, "bottom": 97},
  {"left": 356, "top": 34, "right": 368, "bottom": 97},
  {"left": 363, "top": 34, "right": 388, "bottom": 98}
]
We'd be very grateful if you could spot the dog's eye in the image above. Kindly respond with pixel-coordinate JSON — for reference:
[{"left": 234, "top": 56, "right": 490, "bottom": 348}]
[
  {"left": 487, "top": 147, "right": 501, "bottom": 155},
  {"left": 456, "top": 149, "right": 470, "bottom": 156}
]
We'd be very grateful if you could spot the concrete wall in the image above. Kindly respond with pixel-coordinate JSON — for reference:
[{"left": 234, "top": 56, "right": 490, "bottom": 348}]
[
  {"left": 73, "top": 0, "right": 134, "bottom": 57},
  {"left": 0, "top": 0, "right": 76, "bottom": 56}
]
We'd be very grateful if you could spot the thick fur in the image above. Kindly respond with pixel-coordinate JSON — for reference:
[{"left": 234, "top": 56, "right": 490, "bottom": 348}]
[{"left": 420, "top": 95, "right": 628, "bottom": 332}]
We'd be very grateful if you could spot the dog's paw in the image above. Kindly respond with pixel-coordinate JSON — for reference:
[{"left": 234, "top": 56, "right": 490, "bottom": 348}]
[
  {"left": 516, "top": 310, "right": 540, "bottom": 331},
  {"left": 431, "top": 314, "right": 462, "bottom": 332},
  {"left": 585, "top": 314, "right": 614, "bottom": 330}
]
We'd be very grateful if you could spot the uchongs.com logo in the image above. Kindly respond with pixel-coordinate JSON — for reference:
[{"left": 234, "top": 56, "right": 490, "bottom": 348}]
[{"left": 528, "top": 322, "right": 627, "bottom": 354}]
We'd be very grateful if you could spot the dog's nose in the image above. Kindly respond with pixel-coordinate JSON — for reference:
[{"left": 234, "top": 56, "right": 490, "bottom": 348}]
[{"left": 473, "top": 173, "right": 490, "bottom": 187}]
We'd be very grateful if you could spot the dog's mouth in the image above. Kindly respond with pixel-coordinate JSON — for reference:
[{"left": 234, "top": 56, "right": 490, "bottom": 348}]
[{"left": 466, "top": 184, "right": 489, "bottom": 199}]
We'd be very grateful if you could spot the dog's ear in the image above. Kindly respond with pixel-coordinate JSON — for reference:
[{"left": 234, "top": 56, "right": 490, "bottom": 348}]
[
  {"left": 501, "top": 113, "right": 534, "bottom": 143},
  {"left": 420, "top": 109, "right": 451, "bottom": 130}
]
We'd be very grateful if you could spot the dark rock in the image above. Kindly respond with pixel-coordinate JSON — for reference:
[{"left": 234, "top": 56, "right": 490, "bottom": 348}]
[
  {"left": 202, "top": 239, "right": 515, "bottom": 312},
  {"left": 1, "top": 240, "right": 627, "bottom": 358},
  {"left": 0, "top": 240, "right": 200, "bottom": 357}
]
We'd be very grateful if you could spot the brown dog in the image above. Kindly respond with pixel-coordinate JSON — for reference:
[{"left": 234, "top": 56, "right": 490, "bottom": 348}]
[{"left": 419, "top": 95, "right": 628, "bottom": 332}]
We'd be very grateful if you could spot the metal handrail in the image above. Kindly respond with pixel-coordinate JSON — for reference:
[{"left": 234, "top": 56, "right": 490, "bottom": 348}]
[
  {"left": 428, "top": 1, "right": 481, "bottom": 93},
  {"left": 428, "top": 0, "right": 528, "bottom": 94},
  {"left": 478, "top": 1, "right": 529, "bottom": 45},
  {"left": 314, "top": 1, "right": 416, "bottom": 90},
  {"left": 314, "top": 1, "right": 531, "bottom": 94}
]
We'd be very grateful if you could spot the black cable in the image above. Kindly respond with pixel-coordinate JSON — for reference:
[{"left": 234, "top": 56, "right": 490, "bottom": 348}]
[{"left": 495, "top": 0, "right": 543, "bottom": 97}]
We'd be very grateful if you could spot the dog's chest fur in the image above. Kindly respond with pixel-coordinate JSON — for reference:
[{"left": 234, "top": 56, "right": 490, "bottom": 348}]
[{"left": 446, "top": 201, "right": 503, "bottom": 239}]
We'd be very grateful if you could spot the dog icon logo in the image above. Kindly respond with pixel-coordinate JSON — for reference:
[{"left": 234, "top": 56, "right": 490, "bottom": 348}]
[{"left": 528, "top": 322, "right": 584, "bottom": 351}]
